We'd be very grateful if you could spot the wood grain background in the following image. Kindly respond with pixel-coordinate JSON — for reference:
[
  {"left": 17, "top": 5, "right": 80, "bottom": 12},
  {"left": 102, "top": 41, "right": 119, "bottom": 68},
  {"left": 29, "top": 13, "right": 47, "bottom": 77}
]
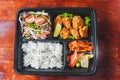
[{"left": 0, "top": 0, "right": 120, "bottom": 80}]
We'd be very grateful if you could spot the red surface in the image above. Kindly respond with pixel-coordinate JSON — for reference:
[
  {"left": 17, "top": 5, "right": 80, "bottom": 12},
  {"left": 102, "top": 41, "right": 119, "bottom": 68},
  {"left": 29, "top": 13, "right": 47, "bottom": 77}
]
[{"left": 0, "top": 0, "right": 120, "bottom": 80}]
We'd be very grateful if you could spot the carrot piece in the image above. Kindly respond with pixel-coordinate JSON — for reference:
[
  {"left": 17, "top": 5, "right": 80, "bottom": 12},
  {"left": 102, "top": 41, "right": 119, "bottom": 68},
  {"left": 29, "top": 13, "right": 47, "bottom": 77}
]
[
  {"left": 35, "top": 17, "right": 45, "bottom": 25},
  {"left": 36, "top": 31, "right": 50, "bottom": 38},
  {"left": 68, "top": 51, "right": 77, "bottom": 67},
  {"left": 68, "top": 41, "right": 79, "bottom": 52},
  {"left": 25, "top": 15, "right": 35, "bottom": 24}
]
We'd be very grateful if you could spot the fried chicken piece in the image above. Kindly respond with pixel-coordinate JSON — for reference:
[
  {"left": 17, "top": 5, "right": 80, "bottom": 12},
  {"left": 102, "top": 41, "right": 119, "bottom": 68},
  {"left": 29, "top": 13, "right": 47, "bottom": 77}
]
[
  {"left": 62, "top": 17, "right": 72, "bottom": 29},
  {"left": 79, "top": 26, "right": 88, "bottom": 38},
  {"left": 54, "top": 15, "right": 62, "bottom": 25},
  {"left": 60, "top": 27, "right": 70, "bottom": 39},
  {"left": 72, "top": 16, "right": 84, "bottom": 29},
  {"left": 70, "top": 28, "right": 80, "bottom": 39}
]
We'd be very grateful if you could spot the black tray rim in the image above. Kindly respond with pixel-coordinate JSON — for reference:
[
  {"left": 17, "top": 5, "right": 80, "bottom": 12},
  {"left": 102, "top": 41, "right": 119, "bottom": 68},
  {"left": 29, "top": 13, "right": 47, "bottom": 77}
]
[{"left": 14, "top": 7, "right": 98, "bottom": 76}]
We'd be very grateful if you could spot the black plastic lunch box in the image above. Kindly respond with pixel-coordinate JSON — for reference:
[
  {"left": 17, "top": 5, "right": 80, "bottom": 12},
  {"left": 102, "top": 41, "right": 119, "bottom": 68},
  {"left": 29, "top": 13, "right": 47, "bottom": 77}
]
[{"left": 14, "top": 8, "right": 98, "bottom": 76}]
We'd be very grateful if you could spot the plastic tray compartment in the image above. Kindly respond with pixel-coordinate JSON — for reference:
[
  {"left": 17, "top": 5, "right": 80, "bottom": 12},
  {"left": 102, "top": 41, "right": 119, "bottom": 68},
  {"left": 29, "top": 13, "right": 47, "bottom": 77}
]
[
  {"left": 16, "top": 8, "right": 53, "bottom": 40},
  {"left": 65, "top": 40, "right": 97, "bottom": 75},
  {"left": 14, "top": 40, "right": 66, "bottom": 74},
  {"left": 14, "top": 8, "right": 98, "bottom": 75}
]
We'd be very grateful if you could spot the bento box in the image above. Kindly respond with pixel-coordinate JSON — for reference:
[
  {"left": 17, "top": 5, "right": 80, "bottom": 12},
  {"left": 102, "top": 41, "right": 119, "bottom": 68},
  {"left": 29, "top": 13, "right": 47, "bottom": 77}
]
[{"left": 14, "top": 8, "right": 98, "bottom": 75}]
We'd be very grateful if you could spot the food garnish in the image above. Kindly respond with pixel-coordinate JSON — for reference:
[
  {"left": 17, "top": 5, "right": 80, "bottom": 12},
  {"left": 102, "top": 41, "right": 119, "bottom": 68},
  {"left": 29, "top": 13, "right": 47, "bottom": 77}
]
[
  {"left": 53, "top": 23, "right": 62, "bottom": 37},
  {"left": 67, "top": 52, "right": 94, "bottom": 68},
  {"left": 84, "top": 16, "right": 91, "bottom": 26}
]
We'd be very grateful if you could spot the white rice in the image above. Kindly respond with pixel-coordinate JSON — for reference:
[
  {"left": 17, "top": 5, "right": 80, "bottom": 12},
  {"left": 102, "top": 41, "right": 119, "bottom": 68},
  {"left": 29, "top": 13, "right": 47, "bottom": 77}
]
[{"left": 22, "top": 41, "right": 63, "bottom": 69}]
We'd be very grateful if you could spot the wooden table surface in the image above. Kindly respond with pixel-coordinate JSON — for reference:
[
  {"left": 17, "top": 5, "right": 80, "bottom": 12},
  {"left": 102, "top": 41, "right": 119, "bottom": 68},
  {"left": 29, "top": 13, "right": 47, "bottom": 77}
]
[{"left": 0, "top": 0, "right": 120, "bottom": 80}]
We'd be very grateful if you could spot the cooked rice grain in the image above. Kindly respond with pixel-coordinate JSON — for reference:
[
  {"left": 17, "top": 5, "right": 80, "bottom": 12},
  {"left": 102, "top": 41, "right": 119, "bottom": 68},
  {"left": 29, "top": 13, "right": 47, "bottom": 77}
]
[{"left": 22, "top": 41, "right": 63, "bottom": 69}]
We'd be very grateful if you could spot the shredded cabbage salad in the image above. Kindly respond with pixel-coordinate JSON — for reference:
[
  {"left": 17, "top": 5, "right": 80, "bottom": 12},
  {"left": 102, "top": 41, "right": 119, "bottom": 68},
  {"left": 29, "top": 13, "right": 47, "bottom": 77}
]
[{"left": 19, "top": 10, "right": 51, "bottom": 39}]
